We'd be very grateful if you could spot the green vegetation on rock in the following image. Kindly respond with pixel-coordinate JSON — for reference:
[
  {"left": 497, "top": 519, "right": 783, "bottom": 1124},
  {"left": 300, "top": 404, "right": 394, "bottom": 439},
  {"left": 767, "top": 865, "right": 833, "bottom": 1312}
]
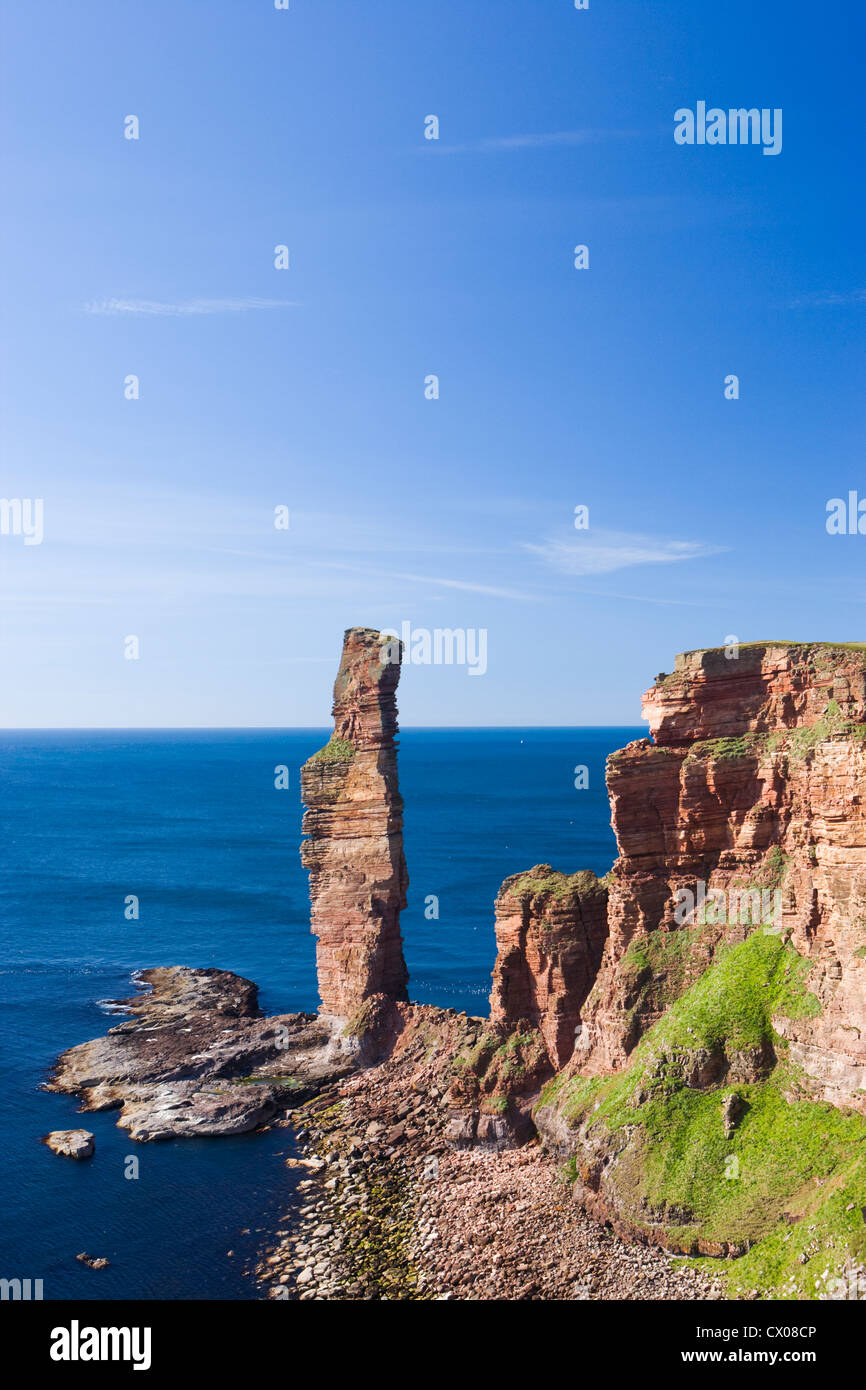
[
  {"left": 291, "top": 1096, "right": 424, "bottom": 1299},
  {"left": 483, "top": 1095, "right": 510, "bottom": 1115},
  {"left": 342, "top": 997, "right": 379, "bottom": 1039},
  {"left": 508, "top": 868, "right": 602, "bottom": 902},
  {"left": 788, "top": 700, "right": 866, "bottom": 759},
  {"left": 636, "top": 933, "right": 818, "bottom": 1055},
  {"left": 686, "top": 732, "right": 782, "bottom": 762},
  {"left": 543, "top": 932, "right": 866, "bottom": 1298},
  {"left": 614, "top": 923, "right": 717, "bottom": 1027},
  {"left": 681, "top": 706, "right": 866, "bottom": 768},
  {"left": 729, "top": 846, "right": 790, "bottom": 896},
  {"left": 238, "top": 1073, "right": 302, "bottom": 1087},
  {"left": 451, "top": 1026, "right": 549, "bottom": 1112},
  {"left": 308, "top": 737, "right": 356, "bottom": 764},
  {"left": 682, "top": 641, "right": 866, "bottom": 660}
]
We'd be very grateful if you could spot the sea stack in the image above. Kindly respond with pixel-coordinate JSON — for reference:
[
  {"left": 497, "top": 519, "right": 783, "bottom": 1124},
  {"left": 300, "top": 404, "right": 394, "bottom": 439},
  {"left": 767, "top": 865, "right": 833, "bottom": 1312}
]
[
  {"left": 301, "top": 627, "right": 410, "bottom": 1035},
  {"left": 489, "top": 866, "right": 608, "bottom": 1068}
]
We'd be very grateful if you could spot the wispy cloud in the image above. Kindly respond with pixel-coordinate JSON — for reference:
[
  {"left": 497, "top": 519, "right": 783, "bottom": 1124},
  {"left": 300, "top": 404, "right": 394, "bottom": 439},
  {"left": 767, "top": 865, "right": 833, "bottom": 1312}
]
[
  {"left": 525, "top": 530, "right": 725, "bottom": 578},
  {"left": 388, "top": 569, "right": 535, "bottom": 600},
  {"left": 429, "top": 129, "right": 638, "bottom": 154},
  {"left": 790, "top": 290, "right": 866, "bottom": 309},
  {"left": 83, "top": 297, "right": 298, "bottom": 316},
  {"left": 0, "top": 488, "right": 543, "bottom": 614},
  {"left": 306, "top": 560, "right": 537, "bottom": 602},
  {"left": 580, "top": 588, "right": 716, "bottom": 609}
]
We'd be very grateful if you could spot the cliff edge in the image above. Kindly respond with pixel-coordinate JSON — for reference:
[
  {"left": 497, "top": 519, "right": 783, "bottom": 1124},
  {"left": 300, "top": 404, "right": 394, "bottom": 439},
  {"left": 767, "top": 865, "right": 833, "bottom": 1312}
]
[{"left": 527, "top": 642, "right": 866, "bottom": 1297}]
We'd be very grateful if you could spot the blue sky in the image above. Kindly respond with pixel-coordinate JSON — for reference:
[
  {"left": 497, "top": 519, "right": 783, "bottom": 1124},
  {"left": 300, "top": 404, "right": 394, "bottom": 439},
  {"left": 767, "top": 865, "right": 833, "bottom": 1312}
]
[{"left": 1, "top": 0, "right": 864, "bottom": 727}]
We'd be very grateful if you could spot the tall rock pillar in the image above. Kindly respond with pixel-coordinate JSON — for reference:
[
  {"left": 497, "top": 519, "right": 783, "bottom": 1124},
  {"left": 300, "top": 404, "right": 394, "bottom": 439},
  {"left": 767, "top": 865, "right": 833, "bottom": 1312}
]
[{"left": 301, "top": 627, "right": 409, "bottom": 1027}]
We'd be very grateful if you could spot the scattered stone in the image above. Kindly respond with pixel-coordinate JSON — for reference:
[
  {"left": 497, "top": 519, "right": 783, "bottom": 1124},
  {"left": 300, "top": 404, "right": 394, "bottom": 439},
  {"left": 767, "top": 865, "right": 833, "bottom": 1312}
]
[
  {"left": 256, "top": 1012, "right": 722, "bottom": 1303},
  {"left": 43, "top": 1129, "right": 94, "bottom": 1160},
  {"left": 722, "top": 1092, "right": 744, "bottom": 1139}
]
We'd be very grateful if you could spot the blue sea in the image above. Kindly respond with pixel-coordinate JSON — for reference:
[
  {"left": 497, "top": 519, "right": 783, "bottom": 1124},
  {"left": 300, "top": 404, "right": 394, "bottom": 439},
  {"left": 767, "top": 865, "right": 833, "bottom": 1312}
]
[{"left": 0, "top": 727, "right": 639, "bottom": 1300}]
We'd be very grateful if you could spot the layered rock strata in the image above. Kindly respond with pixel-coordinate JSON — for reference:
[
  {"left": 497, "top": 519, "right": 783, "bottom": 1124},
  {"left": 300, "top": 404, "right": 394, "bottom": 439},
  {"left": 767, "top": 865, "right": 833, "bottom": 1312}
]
[
  {"left": 529, "top": 642, "right": 866, "bottom": 1291},
  {"left": 574, "top": 642, "right": 866, "bottom": 1112},
  {"left": 45, "top": 628, "right": 413, "bottom": 1143},
  {"left": 444, "top": 868, "right": 609, "bottom": 1148},
  {"left": 300, "top": 627, "right": 409, "bottom": 1028},
  {"left": 489, "top": 866, "right": 608, "bottom": 1068},
  {"left": 43, "top": 633, "right": 866, "bottom": 1297}
]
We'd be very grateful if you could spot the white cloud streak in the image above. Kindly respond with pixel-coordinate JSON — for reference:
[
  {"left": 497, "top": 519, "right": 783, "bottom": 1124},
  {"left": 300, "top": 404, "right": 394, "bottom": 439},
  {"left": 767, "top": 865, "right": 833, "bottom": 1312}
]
[
  {"left": 84, "top": 297, "right": 298, "bottom": 316},
  {"left": 305, "top": 560, "right": 537, "bottom": 602},
  {"left": 525, "top": 531, "right": 725, "bottom": 578},
  {"left": 790, "top": 290, "right": 866, "bottom": 308},
  {"left": 429, "top": 129, "right": 638, "bottom": 154},
  {"left": 387, "top": 569, "right": 535, "bottom": 600}
]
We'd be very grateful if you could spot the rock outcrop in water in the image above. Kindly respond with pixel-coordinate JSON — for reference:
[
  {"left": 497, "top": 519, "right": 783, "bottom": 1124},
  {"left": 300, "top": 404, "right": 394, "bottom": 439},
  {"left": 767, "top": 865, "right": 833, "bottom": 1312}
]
[
  {"left": 46, "top": 628, "right": 412, "bottom": 1139},
  {"left": 300, "top": 627, "right": 409, "bottom": 1031},
  {"left": 45, "top": 967, "right": 345, "bottom": 1140},
  {"left": 42, "top": 1129, "right": 95, "bottom": 1159}
]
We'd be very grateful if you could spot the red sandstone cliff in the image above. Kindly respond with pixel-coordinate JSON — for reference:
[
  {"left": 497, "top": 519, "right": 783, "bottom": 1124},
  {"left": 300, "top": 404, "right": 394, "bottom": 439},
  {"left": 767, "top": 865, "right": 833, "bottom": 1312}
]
[
  {"left": 438, "top": 865, "right": 609, "bottom": 1150},
  {"left": 489, "top": 866, "right": 608, "bottom": 1068},
  {"left": 574, "top": 642, "right": 866, "bottom": 1113},
  {"left": 301, "top": 627, "right": 409, "bottom": 1026},
  {"left": 300, "top": 632, "right": 866, "bottom": 1139}
]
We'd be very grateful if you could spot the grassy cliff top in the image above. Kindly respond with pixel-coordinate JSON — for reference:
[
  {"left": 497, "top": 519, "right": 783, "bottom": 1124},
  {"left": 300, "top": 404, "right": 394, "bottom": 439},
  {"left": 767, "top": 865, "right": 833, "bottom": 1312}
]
[
  {"left": 677, "top": 640, "right": 866, "bottom": 660},
  {"left": 507, "top": 867, "right": 603, "bottom": 902},
  {"left": 651, "top": 641, "right": 866, "bottom": 685}
]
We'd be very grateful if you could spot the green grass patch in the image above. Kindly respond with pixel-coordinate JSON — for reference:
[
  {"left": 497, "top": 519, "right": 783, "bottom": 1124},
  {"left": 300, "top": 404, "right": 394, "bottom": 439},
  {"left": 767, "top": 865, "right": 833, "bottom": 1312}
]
[
  {"left": 508, "top": 867, "right": 602, "bottom": 902},
  {"left": 544, "top": 933, "right": 866, "bottom": 1298},
  {"left": 635, "top": 932, "right": 818, "bottom": 1056},
  {"left": 681, "top": 641, "right": 866, "bottom": 659},
  {"left": 611, "top": 921, "right": 719, "bottom": 1028},
  {"left": 483, "top": 1095, "right": 509, "bottom": 1115},
  {"left": 687, "top": 732, "right": 781, "bottom": 762},
  {"left": 308, "top": 737, "right": 355, "bottom": 764}
]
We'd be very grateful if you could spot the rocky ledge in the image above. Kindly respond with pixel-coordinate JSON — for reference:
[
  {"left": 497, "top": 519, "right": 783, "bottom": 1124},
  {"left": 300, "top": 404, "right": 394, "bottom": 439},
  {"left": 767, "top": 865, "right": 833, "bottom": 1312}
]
[{"left": 45, "top": 967, "right": 348, "bottom": 1140}]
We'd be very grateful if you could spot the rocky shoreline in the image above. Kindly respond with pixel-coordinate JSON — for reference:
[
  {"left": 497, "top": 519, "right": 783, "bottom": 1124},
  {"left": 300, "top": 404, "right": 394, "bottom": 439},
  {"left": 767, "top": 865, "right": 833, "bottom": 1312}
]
[
  {"left": 44, "top": 966, "right": 348, "bottom": 1140},
  {"left": 256, "top": 1054, "right": 724, "bottom": 1301}
]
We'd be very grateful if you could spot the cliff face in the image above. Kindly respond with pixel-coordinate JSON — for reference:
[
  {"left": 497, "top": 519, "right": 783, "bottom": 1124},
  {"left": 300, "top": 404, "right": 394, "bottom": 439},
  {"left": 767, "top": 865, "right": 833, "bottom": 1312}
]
[
  {"left": 489, "top": 866, "right": 608, "bottom": 1068},
  {"left": 574, "top": 643, "right": 866, "bottom": 1113},
  {"left": 300, "top": 627, "right": 409, "bottom": 1025},
  {"left": 531, "top": 643, "right": 866, "bottom": 1294}
]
